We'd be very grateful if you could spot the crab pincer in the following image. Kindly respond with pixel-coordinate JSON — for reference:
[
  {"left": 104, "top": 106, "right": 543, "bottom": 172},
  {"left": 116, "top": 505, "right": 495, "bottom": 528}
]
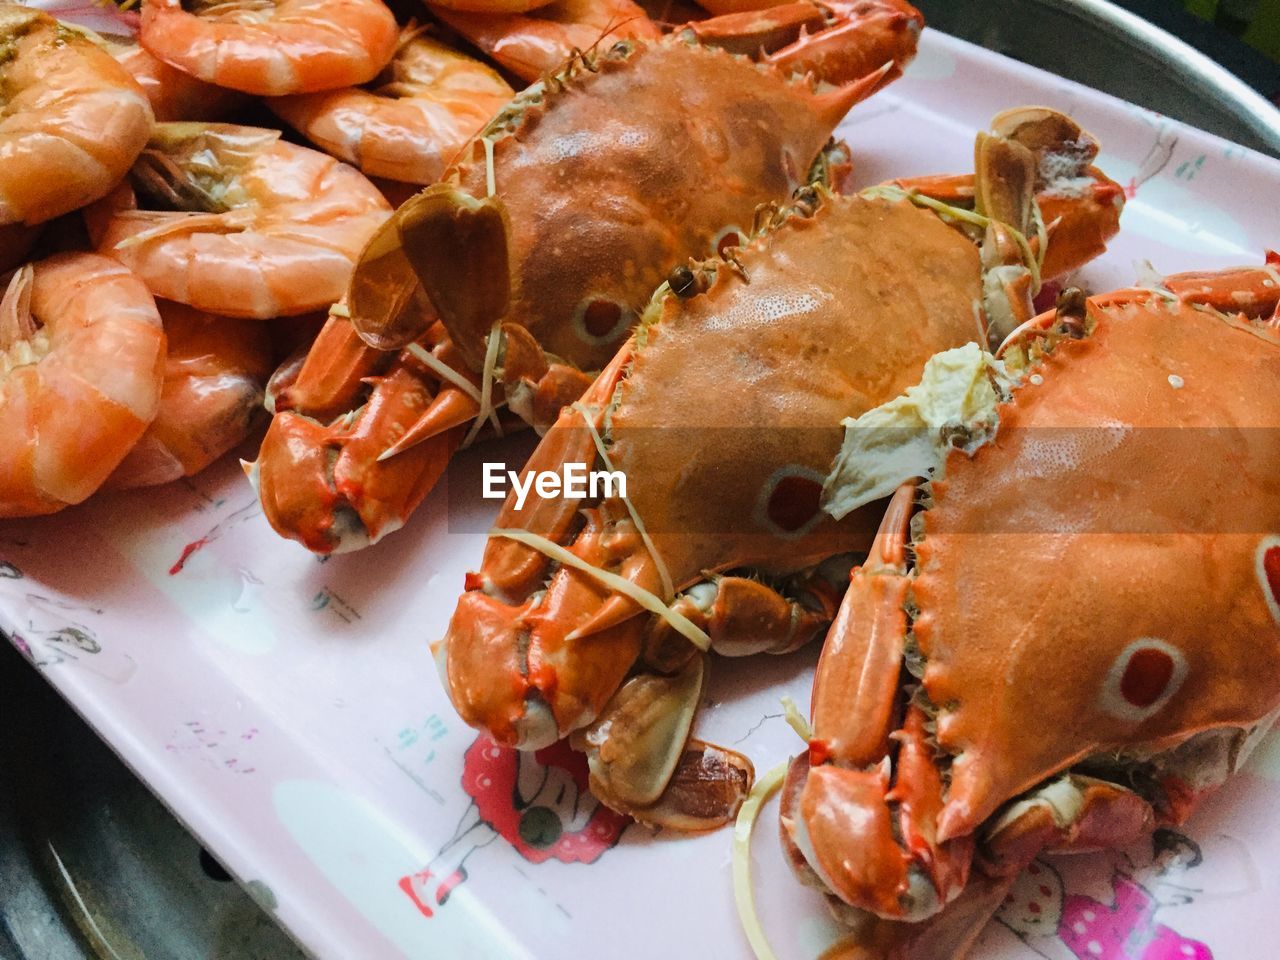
[
  {"left": 438, "top": 108, "right": 1124, "bottom": 829},
  {"left": 782, "top": 255, "right": 1280, "bottom": 958}
]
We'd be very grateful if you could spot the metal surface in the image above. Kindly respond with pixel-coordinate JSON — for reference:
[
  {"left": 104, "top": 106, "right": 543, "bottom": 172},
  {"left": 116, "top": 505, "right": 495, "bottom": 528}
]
[
  {"left": 0, "top": 640, "right": 307, "bottom": 960},
  {"left": 916, "top": 0, "right": 1280, "bottom": 157}
]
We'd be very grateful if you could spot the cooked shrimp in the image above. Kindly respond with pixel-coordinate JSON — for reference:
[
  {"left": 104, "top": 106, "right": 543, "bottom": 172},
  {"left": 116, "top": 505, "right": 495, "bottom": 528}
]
[
  {"left": 0, "top": 5, "right": 153, "bottom": 226},
  {"left": 108, "top": 302, "right": 274, "bottom": 489},
  {"left": 268, "top": 27, "right": 514, "bottom": 185},
  {"left": 139, "top": 0, "right": 399, "bottom": 97},
  {"left": 429, "top": 0, "right": 661, "bottom": 82},
  {"left": 106, "top": 34, "right": 247, "bottom": 122},
  {"left": 85, "top": 123, "right": 391, "bottom": 319},
  {"left": 431, "top": 0, "right": 557, "bottom": 12},
  {"left": 0, "top": 254, "right": 165, "bottom": 518}
]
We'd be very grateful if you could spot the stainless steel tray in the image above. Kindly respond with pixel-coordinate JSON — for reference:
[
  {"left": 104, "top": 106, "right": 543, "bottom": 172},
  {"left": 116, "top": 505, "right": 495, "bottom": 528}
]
[{"left": 918, "top": 0, "right": 1280, "bottom": 156}]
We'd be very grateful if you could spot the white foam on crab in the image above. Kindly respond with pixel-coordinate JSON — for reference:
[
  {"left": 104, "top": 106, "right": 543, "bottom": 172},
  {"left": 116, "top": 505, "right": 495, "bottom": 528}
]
[{"left": 822, "top": 343, "right": 1015, "bottom": 520}]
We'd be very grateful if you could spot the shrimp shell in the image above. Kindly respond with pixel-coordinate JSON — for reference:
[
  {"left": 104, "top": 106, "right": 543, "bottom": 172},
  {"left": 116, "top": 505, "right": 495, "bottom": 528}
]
[
  {"left": 107, "top": 34, "right": 247, "bottom": 122},
  {"left": 268, "top": 29, "right": 515, "bottom": 185},
  {"left": 0, "top": 254, "right": 165, "bottom": 517},
  {"left": 0, "top": 4, "right": 154, "bottom": 226},
  {"left": 139, "top": 0, "right": 399, "bottom": 97},
  {"left": 86, "top": 123, "right": 392, "bottom": 319},
  {"left": 107, "top": 302, "right": 273, "bottom": 489}
]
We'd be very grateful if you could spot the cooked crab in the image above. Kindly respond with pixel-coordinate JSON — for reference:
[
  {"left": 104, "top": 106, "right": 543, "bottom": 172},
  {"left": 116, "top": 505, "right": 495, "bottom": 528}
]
[
  {"left": 436, "top": 109, "right": 1124, "bottom": 829},
  {"left": 781, "top": 254, "right": 1280, "bottom": 958},
  {"left": 252, "top": 0, "right": 926, "bottom": 553}
]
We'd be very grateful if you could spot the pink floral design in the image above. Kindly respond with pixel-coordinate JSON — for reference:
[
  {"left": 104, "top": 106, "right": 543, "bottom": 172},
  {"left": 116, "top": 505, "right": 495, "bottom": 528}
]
[
  {"left": 462, "top": 734, "right": 629, "bottom": 864},
  {"left": 1060, "top": 875, "right": 1212, "bottom": 960},
  {"left": 398, "top": 734, "right": 630, "bottom": 918}
]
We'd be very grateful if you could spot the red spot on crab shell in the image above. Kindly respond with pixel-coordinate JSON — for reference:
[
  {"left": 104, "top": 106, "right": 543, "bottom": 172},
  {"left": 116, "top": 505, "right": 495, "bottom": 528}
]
[
  {"left": 1120, "top": 647, "right": 1176, "bottom": 708},
  {"left": 1264, "top": 544, "right": 1280, "bottom": 610},
  {"left": 582, "top": 299, "right": 623, "bottom": 339},
  {"left": 716, "top": 231, "right": 742, "bottom": 257},
  {"left": 767, "top": 474, "right": 823, "bottom": 533}
]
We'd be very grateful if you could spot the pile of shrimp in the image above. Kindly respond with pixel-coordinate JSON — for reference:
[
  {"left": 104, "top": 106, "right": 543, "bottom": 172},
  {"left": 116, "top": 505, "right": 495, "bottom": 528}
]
[{"left": 0, "top": 0, "right": 665, "bottom": 518}]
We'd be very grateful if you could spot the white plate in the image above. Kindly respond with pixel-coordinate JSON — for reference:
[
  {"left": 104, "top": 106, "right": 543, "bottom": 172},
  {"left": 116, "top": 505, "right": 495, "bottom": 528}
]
[{"left": 4, "top": 24, "right": 1280, "bottom": 960}]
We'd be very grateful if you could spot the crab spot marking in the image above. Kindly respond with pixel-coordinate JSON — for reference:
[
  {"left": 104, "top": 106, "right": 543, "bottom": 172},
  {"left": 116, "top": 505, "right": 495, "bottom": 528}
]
[
  {"left": 1258, "top": 535, "right": 1280, "bottom": 625},
  {"left": 755, "top": 465, "right": 826, "bottom": 539},
  {"left": 1100, "top": 638, "right": 1187, "bottom": 723},
  {"left": 714, "top": 225, "right": 744, "bottom": 259},
  {"left": 572, "top": 296, "right": 628, "bottom": 346},
  {"left": 1120, "top": 647, "right": 1175, "bottom": 708}
]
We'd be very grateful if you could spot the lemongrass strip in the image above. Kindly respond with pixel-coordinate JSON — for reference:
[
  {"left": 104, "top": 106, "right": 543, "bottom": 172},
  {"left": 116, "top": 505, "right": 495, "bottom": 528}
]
[
  {"left": 1007, "top": 221, "right": 1042, "bottom": 295},
  {"left": 571, "top": 401, "right": 675, "bottom": 601},
  {"left": 732, "top": 762, "right": 788, "bottom": 960},
  {"left": 405, "top": 342, "right": 483, "bottom": 404},
  {"left": 780, "top": 695, "right": 812, "bottom": 742},
  {"left": 864, "top": 185, "right": 1043, "bottom": 286},
  {"left": 1031, "top": 198, "right": 1049, "bottom": 275},
  {"left": 490, "top": 529, "right": 710, "bottom": 650},
  {"left": 1194, "top": 303, "right": 1280, "bottom": 346},
  {"left": 484, "top": 137, "right": 497, "bottom": 198},
  {"left": 462, "top": 323, "right": 503, "bottom": 447},
  {"left": 861, "top": 184, "right": 989, "bottom": 229}
]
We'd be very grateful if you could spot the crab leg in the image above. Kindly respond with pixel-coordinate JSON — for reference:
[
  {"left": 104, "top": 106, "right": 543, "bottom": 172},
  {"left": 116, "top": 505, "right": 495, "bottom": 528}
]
[
  {"left": 1163, "top": 253, "right": 1280, "bottom": 324},
  {"left": 784, "top": 485, "right": 975, "bottom": 921},
  {"left": 571, "top": 654, "right": 755, "bottom": 828},
  {"left": 759, "top": 0, "right": 924, "bottom": 88},
  {"left": 470, "top": 340, "right": 636, "bottom": 600},
  {"left": 681, "top": 0, "right": 923, "bottom": 92},
  {"left": 808, "top": 775, "right": 1157, "bottom": 959},
  {"left": 636, "top": 568, "right": 845, "bottom": 666},
  {"left": 427, "top": 0, "right": 664, "bottom": 84},
  {"left": 268, "top": 311, "right": 388, "bottom": 419},
  {"left": 890, "top": 109, "right": 1125, "bottom": 285}
]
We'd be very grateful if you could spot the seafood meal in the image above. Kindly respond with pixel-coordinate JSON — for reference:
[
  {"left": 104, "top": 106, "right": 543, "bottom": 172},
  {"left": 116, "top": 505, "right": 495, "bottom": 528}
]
[{"left": 1, "top": 0, "right": 1277, "bottom": 958}]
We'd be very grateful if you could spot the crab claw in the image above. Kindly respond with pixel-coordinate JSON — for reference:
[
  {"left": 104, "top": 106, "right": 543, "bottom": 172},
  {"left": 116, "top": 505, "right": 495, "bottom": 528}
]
[
  {"left": 782, "top": 485, "right": 974, "bottom": 921},
  {"left": 761, "top": 0, "right": 924, "bottom": 90},
  {"left": 252, "top": 315, "right": 465, "bottom": 553},
  {"left": 347, "top": 212, "right": 439, "bottom": 353},
  {"left": 352, "top": 185, "right": 512, "bottom": 362}
]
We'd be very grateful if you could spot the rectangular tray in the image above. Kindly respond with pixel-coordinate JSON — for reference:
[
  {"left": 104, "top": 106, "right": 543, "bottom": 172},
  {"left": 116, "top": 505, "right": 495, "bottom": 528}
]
[{"left": 4, "top": 28, "right": 1280, "bottom": 960}]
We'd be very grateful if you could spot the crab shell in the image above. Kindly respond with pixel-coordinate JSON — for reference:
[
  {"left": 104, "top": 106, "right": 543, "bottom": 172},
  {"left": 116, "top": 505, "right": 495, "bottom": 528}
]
[
  {"left": 368, "top": 35, "right": 893, "bottom": 372},
  {"left": 780, "top": 267, "right": 1280, "bottom": 954},
  {"left": 917, "top": 288, "right": 1280, "bottom": 845},
  {"left": 446, "top": 191, "right": 985, "bottom": 747},
  {"left": 608, "top": 193, "right": 985, "bottom": 588}
]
